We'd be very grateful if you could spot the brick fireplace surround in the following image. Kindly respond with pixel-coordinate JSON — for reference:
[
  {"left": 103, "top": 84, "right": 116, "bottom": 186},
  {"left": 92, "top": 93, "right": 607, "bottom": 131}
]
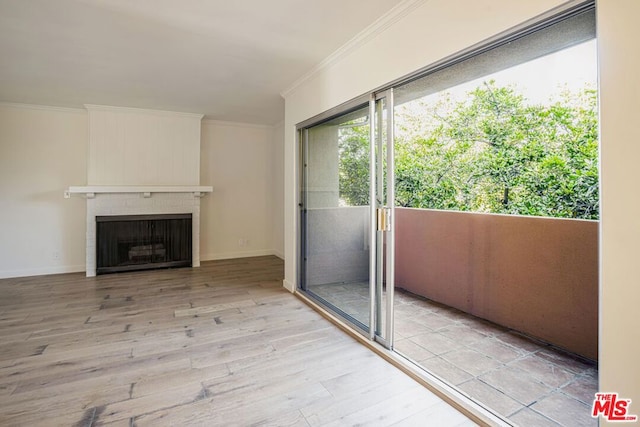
[{"left": 81, "top": 190, "right": 205, "bottom": 277}]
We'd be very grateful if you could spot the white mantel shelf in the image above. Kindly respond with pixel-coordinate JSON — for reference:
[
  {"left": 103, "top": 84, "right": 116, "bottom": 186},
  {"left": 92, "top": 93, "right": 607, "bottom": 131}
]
[{"left": 65, "top": 185, "right": 213, "bottom": 199}]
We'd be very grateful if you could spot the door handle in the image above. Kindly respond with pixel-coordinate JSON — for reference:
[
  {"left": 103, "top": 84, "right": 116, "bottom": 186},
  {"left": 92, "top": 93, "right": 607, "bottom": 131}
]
[{"left": 376, "top": 207, "right": 391, "bottom": 231}]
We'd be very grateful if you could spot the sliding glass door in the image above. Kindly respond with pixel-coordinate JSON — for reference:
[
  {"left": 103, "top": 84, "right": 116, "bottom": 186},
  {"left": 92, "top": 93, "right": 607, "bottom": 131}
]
[
  {"left": 371, "top": 90, "right": 394, "bottom": 347},
  {"left": 300, "top": 104, "right": 373, "bottom": 330},
  {"left": 298, "top": 3, "right": 596, "bottom": 424},
  {"left": 299, "top": 96, "right": 394, "bottom": 346}
]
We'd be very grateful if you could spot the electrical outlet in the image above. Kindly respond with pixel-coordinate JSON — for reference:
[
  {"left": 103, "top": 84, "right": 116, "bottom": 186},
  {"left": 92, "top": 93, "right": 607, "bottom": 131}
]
[
  {"left": 52, "top": 251, "right": 60, "bottom": 261},
  {"left": 238, "top": 238, "right": 249, "bottom": 247}
]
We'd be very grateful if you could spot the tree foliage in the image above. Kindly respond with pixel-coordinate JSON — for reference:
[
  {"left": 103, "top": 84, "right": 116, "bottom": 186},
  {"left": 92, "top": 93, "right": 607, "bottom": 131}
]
[
  {"left": 338, "top": 121, "right": 370, "bottom": 206},
  {"left": 339, "top": 81, "right": 599, "bottom": 220}
]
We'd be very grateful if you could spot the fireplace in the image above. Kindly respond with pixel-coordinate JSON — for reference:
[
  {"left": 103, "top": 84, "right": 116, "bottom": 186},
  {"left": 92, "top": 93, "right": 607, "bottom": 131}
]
[
  {"left": 64, "top": 105, "right": 211, "bottom": 277},
  {"left": 74, "top": 190, "right": 207, "bottom": 277},
  {"left": 96, "top": 213, "right": 192, "bottom": 274}
]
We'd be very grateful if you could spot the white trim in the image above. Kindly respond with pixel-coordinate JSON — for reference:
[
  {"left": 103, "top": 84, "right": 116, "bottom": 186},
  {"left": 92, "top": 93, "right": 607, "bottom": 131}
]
[
  {"left": 280, "top": 0, "right": 427, "bottom": 98},
  {"left": 84, "top": 104, "right": 204, "bottom": 119},
  {"left": 272, "top": 249, "right": 284, "bottom": 260},
  {"left": 202, "top": 118, "right": 275, "bottom": 129},
  {"left": 283, "top": 279, "right": 295, "bottom": 293},
  {"left": 201, "top": 249, "right": 278, "bottom": 262},
  {"left": 0, "top": 264, "right": 85, "bottom": 280},
  {"left": 66, "top": 185, "right": 213, "bottom": 195},
  {"left": 0, "top": 102, "right": 86, "bottom": 114}
]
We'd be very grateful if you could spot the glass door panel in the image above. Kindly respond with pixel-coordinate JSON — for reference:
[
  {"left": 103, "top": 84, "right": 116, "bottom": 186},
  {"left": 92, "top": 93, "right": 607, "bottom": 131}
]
[
  {"left": 389, "top": 8, "right": 597, "bottom": 424},
  {"left": 299, "top": 95, "right": 396, "bottom": 345},
  {"left": 300, "top": 105, "right": 372, "bottom": 330},
  {"left": 372, "top": 90, "right": 395, "bottom": 348}
]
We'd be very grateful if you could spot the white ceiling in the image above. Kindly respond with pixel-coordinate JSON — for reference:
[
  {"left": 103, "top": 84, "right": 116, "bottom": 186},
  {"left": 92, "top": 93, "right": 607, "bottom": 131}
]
[{"left": 0, "top": 0, "right": 404, "bottom": 125}]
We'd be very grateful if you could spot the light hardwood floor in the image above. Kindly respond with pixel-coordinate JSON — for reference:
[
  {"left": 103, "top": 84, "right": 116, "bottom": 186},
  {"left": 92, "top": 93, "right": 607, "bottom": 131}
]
[{"left": 0, "top": 256, "right": 475, "bottom": 426}]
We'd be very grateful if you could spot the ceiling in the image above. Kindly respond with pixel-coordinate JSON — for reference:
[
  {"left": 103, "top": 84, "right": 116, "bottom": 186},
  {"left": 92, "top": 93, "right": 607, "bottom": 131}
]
[{"left": 0, "top": 0, "right": 404, "bottom": 125}]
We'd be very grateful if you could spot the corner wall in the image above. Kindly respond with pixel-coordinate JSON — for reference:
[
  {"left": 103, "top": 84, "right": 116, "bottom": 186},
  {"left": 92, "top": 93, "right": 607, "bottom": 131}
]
[
  {"left": 271, "top": 121, "right": 285, "bottom": 258},
  {"left": 199, "top": 120, "right": 279, "bottom": 261},
  {"left": 597, "top": 0, "right": 640, "bottom": 420},
  {"left": 0, "top": 104, "right": 87, "bottom": 278}
]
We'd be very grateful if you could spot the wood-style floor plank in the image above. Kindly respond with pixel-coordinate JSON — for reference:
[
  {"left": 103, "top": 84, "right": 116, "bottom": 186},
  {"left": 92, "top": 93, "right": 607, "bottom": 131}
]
[{"left": 0, "top": 256, "right": 474, "bottom": 426}]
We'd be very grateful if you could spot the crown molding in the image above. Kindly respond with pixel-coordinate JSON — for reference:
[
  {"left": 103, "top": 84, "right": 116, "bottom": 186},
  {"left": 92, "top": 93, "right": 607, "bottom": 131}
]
[
  {"left": 0, "top": 102, "right": 86, "bottom": 114},
  {"left": 280, "top": 0, "right": 428, "bottom": 99},
  {"left": 202, "top": 118, "right": 276, "bottom": 129},
  {"left": 84, "top": 104, "right": 204, "bottom": 119}
]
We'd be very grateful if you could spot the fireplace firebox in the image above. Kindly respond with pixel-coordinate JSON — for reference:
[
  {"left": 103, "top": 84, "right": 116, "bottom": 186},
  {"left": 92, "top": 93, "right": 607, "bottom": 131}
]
[{"left": 96, "top": 214, "right": 192, "bottom": 274}]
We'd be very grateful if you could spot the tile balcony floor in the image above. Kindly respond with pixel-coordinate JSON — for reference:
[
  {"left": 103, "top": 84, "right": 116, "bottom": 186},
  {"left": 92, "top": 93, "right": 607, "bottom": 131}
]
[{"left": 309, "top": 283, "right": 598, "bottom": 427}]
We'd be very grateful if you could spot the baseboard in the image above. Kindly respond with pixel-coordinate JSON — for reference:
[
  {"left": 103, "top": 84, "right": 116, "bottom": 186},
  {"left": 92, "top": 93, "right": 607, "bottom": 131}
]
[
  {"left": 283, "top": 279, "right": 295, "bottom": 293},
  {"left": 272, "top": 249, "right": 284, "bottom": 260},
  {"left": 0, "top": 264, "right": 86, "bottom": 280},
  {"left": 0, "top": 252, "right": 281, "bottom": 279},
  {"left": 200, "top": 249, "right": 278, "bottom": 262}
]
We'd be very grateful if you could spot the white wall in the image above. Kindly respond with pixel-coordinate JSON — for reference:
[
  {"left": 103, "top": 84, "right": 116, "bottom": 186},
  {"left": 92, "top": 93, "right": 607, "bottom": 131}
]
[
  {"left": 597, "top": 0, "right": 640, "bottom": 420},
  {"left": 0, "top": 105, "right": 285, "bottom": 278},
  {"left": 0, "top": 104, "right": 87, "bottom": 278},
  {"left": 86, "top": 105, "right": 202, "bottom": 186},
  {"left": 282, "top": 0, "right": 640, "bottom": 412},
  {"left": 271, "top": 121, "right": 285, "bottom": 258},
  {"left": 200, "top": 120, "right": 278, "bottom": 260}
]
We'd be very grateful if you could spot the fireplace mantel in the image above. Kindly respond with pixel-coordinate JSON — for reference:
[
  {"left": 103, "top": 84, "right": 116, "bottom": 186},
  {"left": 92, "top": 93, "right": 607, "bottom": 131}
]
[{"left": 64, "top": 185, "right": 213, "bottom": 199}]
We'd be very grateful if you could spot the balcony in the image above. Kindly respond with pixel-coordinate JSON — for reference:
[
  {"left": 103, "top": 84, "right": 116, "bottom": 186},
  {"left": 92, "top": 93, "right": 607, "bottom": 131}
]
[
  {"left": 393, "top": 207, "right": 598, "bottom": 425},
  {"left": 307, "top": 206, "right": 598, "bottom": 426}
]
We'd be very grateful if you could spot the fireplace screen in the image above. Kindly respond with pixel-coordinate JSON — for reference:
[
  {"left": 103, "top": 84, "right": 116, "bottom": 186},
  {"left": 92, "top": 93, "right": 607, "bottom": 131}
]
[{"left": 96, "top": 214, "right": 192, "bottom": 274}]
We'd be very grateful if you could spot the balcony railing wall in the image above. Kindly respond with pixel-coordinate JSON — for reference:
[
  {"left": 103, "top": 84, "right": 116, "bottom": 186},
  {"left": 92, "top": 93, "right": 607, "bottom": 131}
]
[
  {"left": 304, "top": 206, "right": 598, "bottom": 360},
  {"left": 395, "top": 207, "right": 598, "bottom": 360}
]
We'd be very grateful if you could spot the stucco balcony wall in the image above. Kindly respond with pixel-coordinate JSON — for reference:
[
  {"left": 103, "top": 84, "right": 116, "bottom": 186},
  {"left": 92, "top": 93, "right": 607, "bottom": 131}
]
[{"left": 395, "top": 207, "right": 598, "bottom": 360}]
